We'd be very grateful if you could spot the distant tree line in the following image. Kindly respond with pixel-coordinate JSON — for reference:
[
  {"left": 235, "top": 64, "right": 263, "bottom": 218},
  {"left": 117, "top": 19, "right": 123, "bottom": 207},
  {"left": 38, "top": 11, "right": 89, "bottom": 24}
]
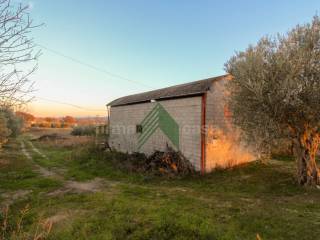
[{"left": 31, "top": 115, "right": 77, "bottom": 128}]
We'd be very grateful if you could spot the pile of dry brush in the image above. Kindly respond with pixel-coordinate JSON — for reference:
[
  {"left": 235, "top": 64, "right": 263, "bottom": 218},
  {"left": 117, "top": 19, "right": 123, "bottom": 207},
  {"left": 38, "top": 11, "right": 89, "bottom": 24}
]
[{"left": 114, "top": 147, "right": 195, "bottom": 176}]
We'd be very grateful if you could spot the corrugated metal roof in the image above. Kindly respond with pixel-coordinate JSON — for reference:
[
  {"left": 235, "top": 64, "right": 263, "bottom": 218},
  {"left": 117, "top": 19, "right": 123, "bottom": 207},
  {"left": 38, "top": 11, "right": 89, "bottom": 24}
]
[{"left": 107, "top": 74, "right": 230, "bottom": 107}]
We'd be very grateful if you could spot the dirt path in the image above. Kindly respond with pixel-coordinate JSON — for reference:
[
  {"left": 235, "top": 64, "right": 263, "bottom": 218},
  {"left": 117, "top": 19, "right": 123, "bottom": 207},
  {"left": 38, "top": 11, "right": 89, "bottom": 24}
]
[
  {"left": 0, "top": 190, "right": 32, "bottom": 206},
  {"left": 20, "top": 141, "right": 32, "bottom": 160},
  {"left": 21, "top": 141, "right": 63, "bottom": 180},
  {"left": 21, "top": 140, "right": 108, "bottom": 195},
  {"left": 2, "top": 140, "right": 118, "bottom": 207},
  {"left": 28, "top": 140, "right": 48, "bottom": 159}
]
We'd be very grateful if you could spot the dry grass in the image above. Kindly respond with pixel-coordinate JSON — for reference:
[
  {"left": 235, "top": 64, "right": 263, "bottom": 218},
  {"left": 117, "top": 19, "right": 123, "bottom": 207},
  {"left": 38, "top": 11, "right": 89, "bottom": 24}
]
[
  {"left": 28, "top": 128, "right": 72, "bottom": 139},
  {"left": 38, "top": 136, "right": 94, "bottom": 148},
  {"left": 1, "top": 205, "right": 53, "bottom": 240},
  {"left": 28, "top": 127, "right": 94, "bottom": 148}
]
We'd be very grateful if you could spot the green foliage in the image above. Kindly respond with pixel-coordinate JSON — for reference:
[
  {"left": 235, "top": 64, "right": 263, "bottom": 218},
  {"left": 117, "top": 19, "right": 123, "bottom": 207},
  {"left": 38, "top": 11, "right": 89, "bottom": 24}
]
[
  {"left": 225, "top": 16, "right": 320, "bottom": 185},
  {"left": 71, "top": 125, "right": 95, "bottom": 136},
  {"left": 225, "top": 16, "right": 320, "bottom": 151},
  {"left": 0, "top": 109, "right": 23, "bottom": 145},
  {"left": 3, "top": 109, "right": 23, "bottom": 137}
]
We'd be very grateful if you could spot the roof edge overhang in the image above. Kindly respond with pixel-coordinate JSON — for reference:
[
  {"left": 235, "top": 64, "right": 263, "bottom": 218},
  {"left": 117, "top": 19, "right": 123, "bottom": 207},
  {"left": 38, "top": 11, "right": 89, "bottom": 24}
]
[
  {"left": 107, "top": 92, "right": 205, "bottom": 107},
  {"left": 107, "top": 74, "right": 231, "bottom": 108}
]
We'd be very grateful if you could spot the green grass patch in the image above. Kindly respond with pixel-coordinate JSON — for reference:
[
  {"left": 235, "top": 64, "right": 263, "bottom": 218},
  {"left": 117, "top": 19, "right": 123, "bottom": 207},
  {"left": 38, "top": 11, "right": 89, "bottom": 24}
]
[
  {"left": 1, "top": 135, "right": 320, "bottom": 239},
  {"left": 272, "top": 154, "right": 294, "bottom": 162},
  {"left": 0, "top": 170, "right": 61, "bottom": 191},
  {"left": 0, "top": 140, "right": 62, "bottom": 193}
]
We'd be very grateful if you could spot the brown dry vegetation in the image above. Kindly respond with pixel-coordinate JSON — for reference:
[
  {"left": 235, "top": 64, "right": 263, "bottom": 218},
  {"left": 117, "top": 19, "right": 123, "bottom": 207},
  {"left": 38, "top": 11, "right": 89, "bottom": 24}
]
[
  {"left": 27, "top": 128, "right": 94, "bottom": 148},
  {"left": 27, "top": 128, "right": 72, "bottom": 139}
]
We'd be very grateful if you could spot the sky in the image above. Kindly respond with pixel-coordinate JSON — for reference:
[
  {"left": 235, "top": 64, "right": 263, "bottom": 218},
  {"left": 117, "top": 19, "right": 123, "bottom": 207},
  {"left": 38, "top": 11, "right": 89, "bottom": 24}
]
[{"left": 20, "top": 0, "right": 320, "bottom": 117}]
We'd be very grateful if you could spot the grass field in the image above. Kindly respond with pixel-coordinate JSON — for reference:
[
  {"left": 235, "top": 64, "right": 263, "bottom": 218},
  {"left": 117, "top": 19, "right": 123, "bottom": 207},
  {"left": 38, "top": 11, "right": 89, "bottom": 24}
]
[{"left": 0, "top": 129, "right": 320, "bottom": 239}]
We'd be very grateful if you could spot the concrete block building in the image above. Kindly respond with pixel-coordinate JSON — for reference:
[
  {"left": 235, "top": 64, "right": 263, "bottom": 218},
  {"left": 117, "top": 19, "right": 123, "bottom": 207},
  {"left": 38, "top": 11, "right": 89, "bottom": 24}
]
[{"left": 107, "top": 74, "right": 255, "bottom": 173}]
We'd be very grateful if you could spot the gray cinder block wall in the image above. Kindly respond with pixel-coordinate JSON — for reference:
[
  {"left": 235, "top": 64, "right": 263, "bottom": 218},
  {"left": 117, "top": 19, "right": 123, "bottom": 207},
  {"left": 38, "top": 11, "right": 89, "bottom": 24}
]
[
  {"left": 108, "top": 75, "right": 255, "bottom": 172},
  {"left": 109, "top": 97, "right": 202, "bottom": 170}
]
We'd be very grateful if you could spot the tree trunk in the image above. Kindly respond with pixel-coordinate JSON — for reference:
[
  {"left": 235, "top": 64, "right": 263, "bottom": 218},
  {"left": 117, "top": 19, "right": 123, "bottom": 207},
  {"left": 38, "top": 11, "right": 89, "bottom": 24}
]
[{"left": 293, "top": 131, "right": 320, "bottom": 186}]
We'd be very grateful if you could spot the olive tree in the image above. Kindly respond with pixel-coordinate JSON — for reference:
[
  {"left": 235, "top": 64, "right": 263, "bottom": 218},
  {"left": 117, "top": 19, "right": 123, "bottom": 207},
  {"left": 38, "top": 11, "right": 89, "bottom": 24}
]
[{"left": 225, "top": 16, "right": 320, "bottom": 186}]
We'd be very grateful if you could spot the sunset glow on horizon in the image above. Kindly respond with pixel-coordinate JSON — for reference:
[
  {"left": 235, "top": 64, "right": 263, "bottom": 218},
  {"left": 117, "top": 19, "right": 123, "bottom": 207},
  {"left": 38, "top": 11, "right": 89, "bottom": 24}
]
[
  {"left": 22, "top": 0, "right": 320, "bottom": 117},
  {"left": 28, "top": 101, "right": 107, "bottom": 118}
]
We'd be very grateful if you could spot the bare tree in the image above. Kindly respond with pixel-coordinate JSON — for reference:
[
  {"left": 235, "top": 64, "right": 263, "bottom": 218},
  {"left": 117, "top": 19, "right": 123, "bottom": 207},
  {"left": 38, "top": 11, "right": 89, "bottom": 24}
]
[
  {"left": 0, "top": 0, "right": 41, "bottom": 108},
  {"left": 225, "top": 16, "right": 320, "bottom": 186}
]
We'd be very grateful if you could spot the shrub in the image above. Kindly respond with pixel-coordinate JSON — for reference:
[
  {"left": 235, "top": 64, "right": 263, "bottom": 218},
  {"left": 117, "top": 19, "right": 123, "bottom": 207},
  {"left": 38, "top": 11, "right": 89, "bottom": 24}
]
[
  {"left": 0, "top": 109, "right": 23, "bottom": 146},
  {"left": 71, "top": 125, "right": 95, "bottom": 136}
]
